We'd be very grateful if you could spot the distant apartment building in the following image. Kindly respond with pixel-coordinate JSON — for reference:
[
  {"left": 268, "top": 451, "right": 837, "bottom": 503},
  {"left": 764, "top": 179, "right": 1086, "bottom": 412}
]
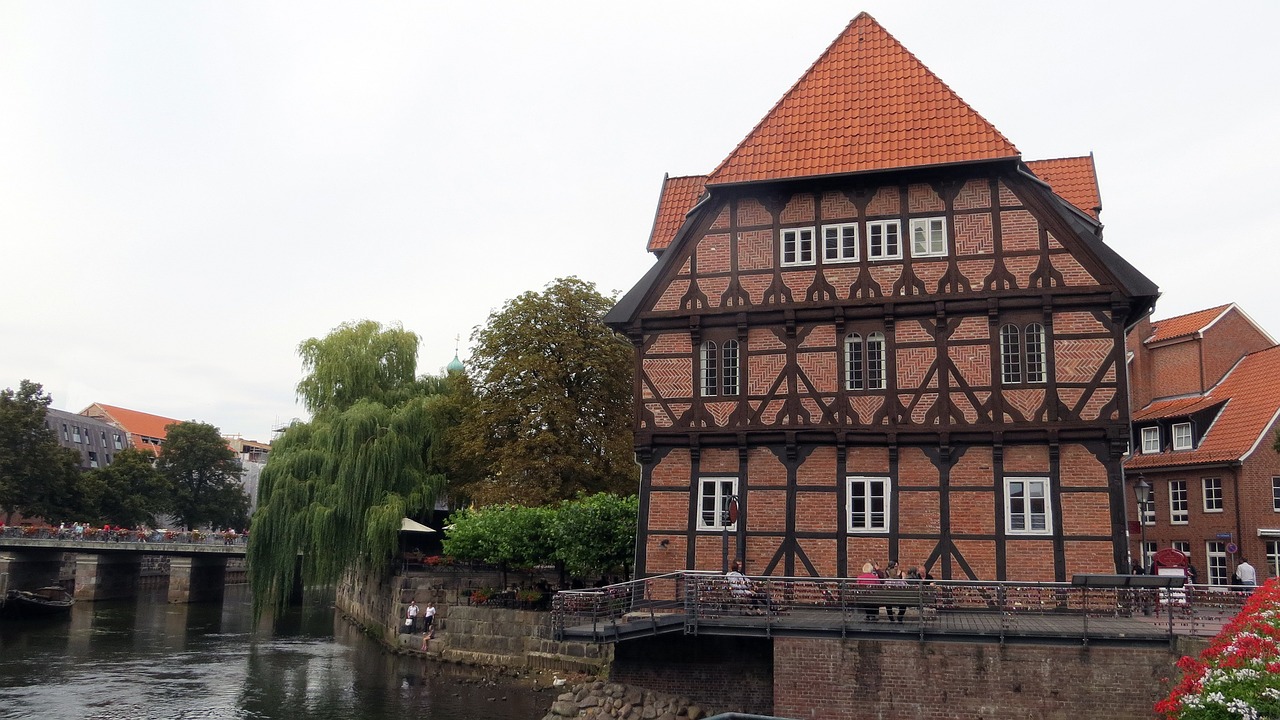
[
  {"left": 45, "top": 407, "right": 130, "bottom": 470},
  {"left": 226, "top": 436, "right": 270, "bottom": 513},
  {"left": 80, "top": 402, "right": 182, "bottom": 455},
  {"left": 1124, "top": 304, "right": 1280, "bottom": 584}
]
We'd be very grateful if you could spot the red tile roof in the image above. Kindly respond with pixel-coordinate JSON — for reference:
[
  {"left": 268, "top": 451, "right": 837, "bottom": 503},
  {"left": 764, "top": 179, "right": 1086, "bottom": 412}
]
[
  {"left": 1025, "top": 156, "right": 1101, "bottom": 219},
  {"left": 1144, "top": 305, "right": 1233, "bottom": 345},
  {"left": 1127, "top": 344, "right": 1280, "bottom": 469},
  {"left": 82, "top": 403, "right": 182, "bottom": 446},
  {"left": 647, "top": 174, "right": 708, "bottom": 253},
  {"left": 706, "top": 12, "right": 1019, "bottom": 186}
]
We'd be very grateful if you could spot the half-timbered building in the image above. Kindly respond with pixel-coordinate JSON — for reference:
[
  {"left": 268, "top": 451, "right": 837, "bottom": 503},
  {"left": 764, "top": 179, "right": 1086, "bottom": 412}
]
[{"left": 605, "top": 13, "right": 1158, "bottom": 582}]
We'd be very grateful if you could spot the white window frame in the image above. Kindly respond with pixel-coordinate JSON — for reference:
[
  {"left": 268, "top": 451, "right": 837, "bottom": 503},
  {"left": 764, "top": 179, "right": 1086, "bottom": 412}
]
[
  {"left": 999, "top": 324, "right": 1021, "bottom": 384},
  {"left": 697, "top": 477, "right": 739, "bottom": 531},
  {"left": 1172, "top": 540, "right": 1191, "bottom": 560},
  {"left": 909, "top": 217, "right": 947, "bottom": 257},
  {"left": 73, "top": 426, "right": 82, "bottom": 443},
  {"left": 1202, "top": 477, "right": 1224, "bottom": 513},
  {"left": 847, "top": 476, "right": 890, "bottom": 533},
  {"left": 1168, "top": 479, "right": 1187, "bottom": 524},
  {"left": 1141, "top": 427, "right": 1160, "bottom": 454},
  {"left": 1005, "top": 477, "right": 1051, "bottom": 535},
  {"left": 1272, "top": 477, "right": 1279, "bottom": 512},
  {"left": 1267, "top": 540, "right": 1280, "bottom": 580},
  {"left": 1172, "top": 422, "right": 1193, "bottom": 451},
  {"left": 843, "top": 332, "right": 864, "bottom": 391},
  {"left": 866, "top": 332, "right": 887, "bottom": 390},
  {"left": 1205, "top": 541, "right": 1228, "bottom": 586},
  {"left": 113, "top": 433, "right": 123, "bottom": 450},
  {"left": 780, "top": 227, "right": 816, "bottom": 267},
  {"left": 700, "top": 341, "right": 718, "bottom": 397},
  {"left": 88, "top": 451, "right": 98, "bottom": 469},
  {"left": 721, "top": 340, "right": 740, "bottom": 396},
  {"left": 1024, "top": 323, "right": 1047, "bottom": 384},
  {"left": 866, "top": 220, "right": 901, "bottom": 260},
  {"left": 822, "top": 223, "right": 858, "bottom": 263}
]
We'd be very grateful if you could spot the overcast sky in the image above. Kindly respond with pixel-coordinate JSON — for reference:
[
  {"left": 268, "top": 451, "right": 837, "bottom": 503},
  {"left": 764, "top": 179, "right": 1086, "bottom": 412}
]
[{"left": 2, "top": 2, "right": 1277, "bottom": 442}]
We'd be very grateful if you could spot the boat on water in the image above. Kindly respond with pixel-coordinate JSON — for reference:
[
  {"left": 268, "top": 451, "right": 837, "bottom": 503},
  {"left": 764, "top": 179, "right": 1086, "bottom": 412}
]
[{"left": 1, "top": 585, "right": 74, "bottom": 619}]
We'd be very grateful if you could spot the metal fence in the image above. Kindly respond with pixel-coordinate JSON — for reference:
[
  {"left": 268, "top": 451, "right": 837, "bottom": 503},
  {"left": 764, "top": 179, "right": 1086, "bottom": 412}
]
[{"left": 0, "top": 525, "right": 247, "bottom": 546}]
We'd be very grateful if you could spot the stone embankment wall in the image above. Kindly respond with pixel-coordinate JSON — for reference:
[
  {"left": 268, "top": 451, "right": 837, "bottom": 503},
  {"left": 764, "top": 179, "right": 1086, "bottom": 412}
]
[
  {"left": 336, "top": 567, "right": 610, "bottom": 675},
  {"left": 542, "top": 681, "right": 713, "bottom": 720}
]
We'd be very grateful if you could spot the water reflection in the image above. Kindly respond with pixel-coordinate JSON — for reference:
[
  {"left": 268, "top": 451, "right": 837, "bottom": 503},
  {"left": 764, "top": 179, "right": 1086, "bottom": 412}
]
[{"left": 0, "top": 585, "right": 550, "bottom": 720}]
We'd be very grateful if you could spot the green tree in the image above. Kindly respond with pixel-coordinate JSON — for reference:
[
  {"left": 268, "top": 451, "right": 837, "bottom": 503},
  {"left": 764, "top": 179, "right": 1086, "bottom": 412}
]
[
  {"left": 454, "top": 277, "right": 636, "bottom": 506},
  {"left": 442, "top": 504, "right": 554, "bottom": 587},
  {"left": 550, "top": 493, "right": 638, "bottom": 580},
  {"left": 157, "top": 421, "right": 248, "bottom": 530},
  {"left": 0, "top": 380, "right": 84, "bottom": 522},
  {"left": 81, "top": 447, "right": 173, "bottom": 528},
  {"left": 249, "top": 320, "right": 456, "bottom": 615}
]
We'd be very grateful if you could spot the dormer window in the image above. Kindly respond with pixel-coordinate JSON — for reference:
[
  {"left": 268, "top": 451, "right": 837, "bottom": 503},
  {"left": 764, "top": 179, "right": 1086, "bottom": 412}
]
[
  {"left": 1172, "top": 422, "right": 1193, "bottom": 450},
  {"left": 1141, "top": 427, "right": 1160, "bottom": 454}
]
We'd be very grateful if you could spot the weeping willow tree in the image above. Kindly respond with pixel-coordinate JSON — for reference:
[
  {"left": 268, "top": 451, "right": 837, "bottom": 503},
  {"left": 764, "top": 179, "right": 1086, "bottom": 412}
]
[{"left": 248, "top": 320, "right": 460, "bottom": 616}]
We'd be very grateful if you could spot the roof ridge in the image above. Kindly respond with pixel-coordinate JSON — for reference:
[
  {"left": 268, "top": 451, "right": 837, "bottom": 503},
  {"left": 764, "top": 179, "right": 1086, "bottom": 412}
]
[{"left": 707, "top": 12, "right": 1019, "bottom": 185}]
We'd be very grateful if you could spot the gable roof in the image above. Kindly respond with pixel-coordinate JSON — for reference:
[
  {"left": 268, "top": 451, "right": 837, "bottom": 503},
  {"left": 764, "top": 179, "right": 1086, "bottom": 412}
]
[
  {"left": 1128, "top": 344, "right": 1280, "bottom": 469},
  {"left": 1142, "top": 304, "right": 1233, "bottom": 345},
  {"left": 706, "top": 12, "right": 1019, "bottom": 187},
  {"left": 1024, "top": 156, "right": 1101, "bottom": 219},
  {"left": 82, "top": 403, "right": 181, "bottom": 441}
]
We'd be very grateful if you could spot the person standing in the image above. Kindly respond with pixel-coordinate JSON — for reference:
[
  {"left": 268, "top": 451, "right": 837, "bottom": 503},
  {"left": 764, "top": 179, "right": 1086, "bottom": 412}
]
[
  {"left": 1236, "top": 558, "right": 1257, "bottom": 587},
  {"left": 423, "top": 603, "right": 437, "bottom": 638},
  {"left": 406, "top": 599, "right": 420, "bottom": 633}
]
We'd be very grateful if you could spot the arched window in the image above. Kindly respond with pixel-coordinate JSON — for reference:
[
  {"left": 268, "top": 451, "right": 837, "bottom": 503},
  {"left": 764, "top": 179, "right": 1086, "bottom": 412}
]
[
  {"left": 866, "top": 332, "right": 886, "bottom": 390},
  {"left": 721, "top": 340, "right": 740, "bottom": 396},
  {"left": 1000, "top": 324, "right": 1021, "bottom": 384},
  {"left": 700, "top": 341, "right": 718, "bottom": 397},
  {"left": 844, "top": 333, "right": 864, "bottom": 390},
  {"left": 1024, "top": 323, "right": 1046, "bottom": 384}
]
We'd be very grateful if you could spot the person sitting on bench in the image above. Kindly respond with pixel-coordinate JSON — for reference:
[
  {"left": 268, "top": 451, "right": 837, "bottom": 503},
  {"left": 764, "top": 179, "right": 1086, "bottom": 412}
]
[{"left": 727, "top": 561, "right": 769, "bottom": 614}]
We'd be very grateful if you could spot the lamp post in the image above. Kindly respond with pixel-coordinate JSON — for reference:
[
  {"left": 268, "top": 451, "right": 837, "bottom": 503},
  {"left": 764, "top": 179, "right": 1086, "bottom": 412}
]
[{"left": 1134, "top": 476, "right": 1152, "bottom": 573}]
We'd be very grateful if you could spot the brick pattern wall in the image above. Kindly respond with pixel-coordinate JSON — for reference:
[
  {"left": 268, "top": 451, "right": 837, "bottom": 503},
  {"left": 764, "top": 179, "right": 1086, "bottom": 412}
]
[
  {"left": 610, "top": 635, "right": 773, "bottom": 715},
  {"left": 772, "top": 637, "right": 1177, "bottom": 720}
]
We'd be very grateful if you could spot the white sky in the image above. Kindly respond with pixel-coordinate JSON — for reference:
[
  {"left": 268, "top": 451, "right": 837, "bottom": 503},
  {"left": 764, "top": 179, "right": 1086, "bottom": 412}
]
[{"left": 2, "top": 2, "right": 1277, "bottom": 442}]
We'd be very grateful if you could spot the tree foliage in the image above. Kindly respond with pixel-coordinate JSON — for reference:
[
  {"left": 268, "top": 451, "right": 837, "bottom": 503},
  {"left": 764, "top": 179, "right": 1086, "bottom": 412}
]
[
  {"left": 0, "top": 380, "right": 84, "bottom": 522},
  {"left": 443, "top": 493, "right": 638, "bottom": 581},
  {"left": 157, "top": 421, "right": 248, "bottom": 531},
  {"left": 549, "top": 493, "right": 638, "bottom": 579},
  {"left": 81, "top": 447, "right": 173, "bottom": 528},
  {"left": 454, "top": 277, "right": 636, "bottom": 506},
  {"left": 248, "top": 321, "right": 455, "bottom": 616}
]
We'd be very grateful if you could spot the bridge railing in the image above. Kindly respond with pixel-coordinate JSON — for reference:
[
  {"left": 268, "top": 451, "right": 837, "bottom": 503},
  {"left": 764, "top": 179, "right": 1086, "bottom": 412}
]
[
  {"left": 553, "top": 572, "right": 1254, "bottom": 644},
  {"left": 0, "top": 525, "right": 247, "bottom": 546}
]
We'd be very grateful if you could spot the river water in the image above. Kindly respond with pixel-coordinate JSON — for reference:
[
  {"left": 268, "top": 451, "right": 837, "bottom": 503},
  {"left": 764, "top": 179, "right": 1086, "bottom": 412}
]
[{"left": 0, "top": 584, "right": 552, "bottom": 720}]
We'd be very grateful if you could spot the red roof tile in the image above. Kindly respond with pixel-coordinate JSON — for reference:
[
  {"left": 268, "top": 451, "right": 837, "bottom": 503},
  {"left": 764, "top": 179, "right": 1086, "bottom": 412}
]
[
  {"left": 1025, "top": 156, "right": 1101, "bottom": 219},
  {"left": 1127, "top": 344, "right": 1280, "bottom": 469},
  {"left": 706, "top": 13, "right": 1019, "bottom": 186},
  {"left": 1144, "top": 304, "right": 1233, "bottom": 345},
  {"left": 648, "top": 174, "right": 708, "bottom": 253},
  {"left": 82, "top": 403, "right": 182, "bottom": 446}
]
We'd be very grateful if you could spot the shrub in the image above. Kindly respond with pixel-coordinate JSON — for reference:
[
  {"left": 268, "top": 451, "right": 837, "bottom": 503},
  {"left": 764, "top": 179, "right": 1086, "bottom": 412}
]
[{"left": 1156, "top": 578, "right": 1280, "bottom": 719}]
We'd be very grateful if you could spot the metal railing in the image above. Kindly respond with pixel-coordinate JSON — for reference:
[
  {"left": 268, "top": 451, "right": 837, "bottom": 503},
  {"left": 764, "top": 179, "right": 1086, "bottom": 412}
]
[
  {"left": 552, "top": 572, "right": 1254, "bottom": 645},
  {"left": 0, "top": 525, "right": 247, "bottom": 547}
]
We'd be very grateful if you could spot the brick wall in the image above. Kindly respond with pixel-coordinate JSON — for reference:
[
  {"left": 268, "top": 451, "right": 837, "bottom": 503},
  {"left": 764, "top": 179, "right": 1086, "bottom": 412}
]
[{"left": 610, "top": 635, "right": 773, "bottom": 715}]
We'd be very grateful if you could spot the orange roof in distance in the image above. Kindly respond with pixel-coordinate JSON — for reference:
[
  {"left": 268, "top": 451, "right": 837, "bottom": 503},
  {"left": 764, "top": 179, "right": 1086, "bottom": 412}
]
[
  {"left": 1145, "top": 304, "right": 1233, "bottom": 345},
  {"left": 82, "top": 403, "right": 182, "bottom": 442},
  {"left": 707, "top": 12, "right": 1019, "bottom": 186},
  {"left": 1025, "top": 156, "right": 1101, "bottom": 219},
  {"left": 648, "top": 174, "right": 708, "bottom": 253}
]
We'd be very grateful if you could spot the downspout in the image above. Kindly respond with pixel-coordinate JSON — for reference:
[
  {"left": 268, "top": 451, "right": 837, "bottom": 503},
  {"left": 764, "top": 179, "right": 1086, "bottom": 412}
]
[{"left": 1232, "top": 462, "right": 1243, "bottom": 560}]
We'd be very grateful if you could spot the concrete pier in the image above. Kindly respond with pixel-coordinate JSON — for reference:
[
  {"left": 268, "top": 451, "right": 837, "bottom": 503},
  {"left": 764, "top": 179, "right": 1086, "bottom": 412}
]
[
  {"left": 0, "top": 549, "right": 66, "bottom": 591},
  {"left": 73, "top": 553, "right": 142, "bottom": 601},
  {"left": 168, "top": 555, "right": 228, "bottom": 603}
]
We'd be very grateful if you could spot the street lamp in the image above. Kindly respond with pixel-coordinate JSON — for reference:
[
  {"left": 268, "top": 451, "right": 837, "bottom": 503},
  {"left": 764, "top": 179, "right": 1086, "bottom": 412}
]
[{"left": 1133, "top": 476, "right": 1153, "bottom": 573}]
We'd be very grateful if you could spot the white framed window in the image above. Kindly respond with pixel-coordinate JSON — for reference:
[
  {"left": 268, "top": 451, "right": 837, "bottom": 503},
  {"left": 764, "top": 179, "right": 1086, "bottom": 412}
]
[
  {"left": 1267, "top": 540, "right": 1280, "bottom": 580},
  {"left": 721, "top": 340, "right": 740, "bottom": 396},
  {"left": 843, "top": 333, "right": 864, "bottom": 391},
  {"left": 1172, "top": 540, "right": 1191, "bottom": 560},
  {"left": 1168, "top": 480, "right": 1187, "bottom": 524},
  {"left": 866, "top": 220, "right": 901, "bottom": 260},
  {"left": 1272, "top": 477, "right": 1279, "bottom": 512},
  {"left": 847, "top": 476, "right": 890, "bottom": 532},
  {"left": 100, "top": 431, "right": 108, "bottom": 448},
  {"left": 62, "top": 423, "right": 69, "bottom": 440},
  {"left": 1205, "top": 541, "right": 1228, "bottom": 586},
  {"left": 113, "top": 433, "right": 123, "bottom": 450},
  {"left": 1005, "top": 477, "right": 1051, "bottom": 535},
  {"left": 1172, "top": 422, "right": 1193, "bottom": 450},
  {"left": 1142, "top": 541, "right": 1159, "bottom": 568},
  {"left": 73, "top": 426, "right": 82, "bottom": 443},
  {"left": 822, "top": 223, "right": 858, "bottom": 263},
  {"left": 700, "top": 341, "right": 718, "bottom": 397},
  {"left": 88, "top": 451, "right": 98, "bottom": 468},
  {"left": 781, "top": 227, "right": 815, "bottom": 266},
  {"left": 1141, "top": 427, "right": 1160, "bottom": 454},
  {"left": 909, "top": 217, "right": 947, "bottom": 257},
  {"left": 1000, "top": 325, "right": 1021, "bottom": 384},
  {"left": 866, "top": 332, "right": 886, "bottom": 390},
  {"left": 1202, "top": 477, "right": 1223, "bottom": 512},
  {"left": 1024, "top": 324, "right": 1047, "bottom": 383},
  {"left": 698, "top": 477, "right": 738, "bottom": 531}
]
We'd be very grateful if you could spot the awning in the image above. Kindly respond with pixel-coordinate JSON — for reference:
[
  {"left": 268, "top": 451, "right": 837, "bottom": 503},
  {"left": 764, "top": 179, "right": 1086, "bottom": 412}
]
[{"left": 399, "top": 518, "right": 436, "bottom": 533}]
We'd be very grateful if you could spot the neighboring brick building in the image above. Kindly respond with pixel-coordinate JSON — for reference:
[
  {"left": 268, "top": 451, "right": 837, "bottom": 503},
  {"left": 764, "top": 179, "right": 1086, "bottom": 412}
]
[
  {"left": 1124, "top": 304, "right": 1280, "bottom": 584},
  {"left": 45, "top": 407, "right": 131, "bottom": 470},
  {"left": 605, "top": 13, "right": 1158, "bottom": 582},
  {"left": 81, "top": 402, "right": 182, "bottom": 455}
]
